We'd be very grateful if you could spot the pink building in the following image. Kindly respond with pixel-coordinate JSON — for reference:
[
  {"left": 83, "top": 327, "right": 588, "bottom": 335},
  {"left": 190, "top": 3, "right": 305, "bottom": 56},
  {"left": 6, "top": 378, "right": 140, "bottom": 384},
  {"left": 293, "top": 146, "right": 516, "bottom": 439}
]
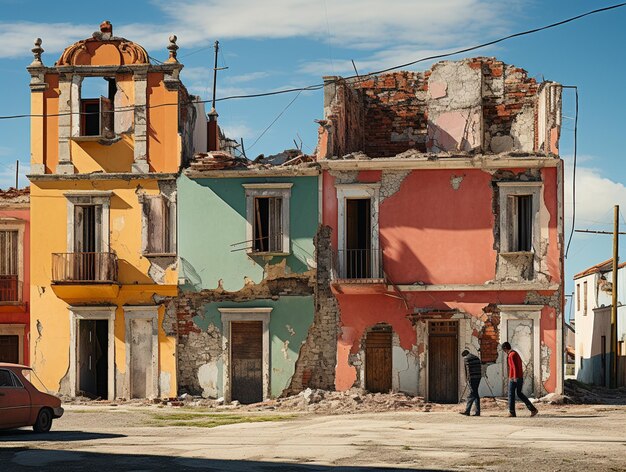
[
  {"left": 0, "top": 188, "right": 30, "bottom": 365},
  {"left": 317, "top": 58, "right": 564, "bottom": 401}
]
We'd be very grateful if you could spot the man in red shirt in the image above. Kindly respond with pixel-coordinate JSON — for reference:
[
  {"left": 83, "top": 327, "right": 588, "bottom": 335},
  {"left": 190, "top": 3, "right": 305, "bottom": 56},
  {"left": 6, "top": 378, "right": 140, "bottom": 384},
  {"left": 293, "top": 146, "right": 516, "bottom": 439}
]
[{"left": 502, "top": 342, "right": 538, "bottom": 417}]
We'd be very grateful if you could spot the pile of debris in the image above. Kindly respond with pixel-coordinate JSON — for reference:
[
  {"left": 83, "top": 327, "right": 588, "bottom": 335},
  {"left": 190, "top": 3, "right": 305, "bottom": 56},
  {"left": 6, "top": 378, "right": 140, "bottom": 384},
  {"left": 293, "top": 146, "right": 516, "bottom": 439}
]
[{"left": 563, "top": 379, "right": 626, "bottom": 405}]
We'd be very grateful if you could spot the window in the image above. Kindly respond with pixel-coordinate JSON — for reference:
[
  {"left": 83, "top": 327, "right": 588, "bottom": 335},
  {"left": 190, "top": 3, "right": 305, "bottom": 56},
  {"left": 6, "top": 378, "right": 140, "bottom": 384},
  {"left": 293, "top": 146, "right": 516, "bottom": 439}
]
[
  {"left": 253, "top": 197, "right": 283, "bottom": 252},
  {"left": 243, "top": 183, "right": 292, "bottom": 255},
  {"left": 583, "top": 281, "right": 588, "bottom": 315},
  {"left": 0, "top": 230, "right": 19, "bottom": 302},
  {"left": 0, "top": 369, "right": 14, "bottom": 387},
  {"left": 509, "top": 195, "right": 533, "bottom": 251},
  {"left": 141, "top": 195, "right": 176, "bottom": 255},
  {"left": 497, "top": 182, "right": 541, "bottom": 254},
  {"left": 79, "top": 77, "right": 115, "bottom": 138},
  {"left": 576, "top": 283, "right": 580, "bottom": 311}
]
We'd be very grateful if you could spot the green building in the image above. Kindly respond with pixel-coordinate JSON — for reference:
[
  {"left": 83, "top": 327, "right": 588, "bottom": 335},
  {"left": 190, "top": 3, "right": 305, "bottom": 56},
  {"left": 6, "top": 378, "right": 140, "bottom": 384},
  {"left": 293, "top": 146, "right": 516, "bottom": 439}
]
[{"left": 175, "top": 154, "right": 321, "bottom": 403}]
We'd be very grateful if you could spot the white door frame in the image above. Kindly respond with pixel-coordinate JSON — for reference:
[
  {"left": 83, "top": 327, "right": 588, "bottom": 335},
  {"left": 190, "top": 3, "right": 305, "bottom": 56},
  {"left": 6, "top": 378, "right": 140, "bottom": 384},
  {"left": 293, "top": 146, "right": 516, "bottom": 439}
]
[
  {"left": 69, "top": 306, "right": 116, "bottom": 400},
  {"left": 124, "top": 306, "right": 159, "bottom": 399},
  {"left": 218, "top": 307, "right": 272, "bottom": 402}
]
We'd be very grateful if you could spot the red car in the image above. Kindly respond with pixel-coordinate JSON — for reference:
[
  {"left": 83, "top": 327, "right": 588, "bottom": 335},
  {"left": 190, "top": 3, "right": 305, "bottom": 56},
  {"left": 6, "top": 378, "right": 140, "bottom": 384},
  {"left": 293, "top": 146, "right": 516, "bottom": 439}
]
[{"left": 0, "top": 363, "right": 64, "bottom": 433}]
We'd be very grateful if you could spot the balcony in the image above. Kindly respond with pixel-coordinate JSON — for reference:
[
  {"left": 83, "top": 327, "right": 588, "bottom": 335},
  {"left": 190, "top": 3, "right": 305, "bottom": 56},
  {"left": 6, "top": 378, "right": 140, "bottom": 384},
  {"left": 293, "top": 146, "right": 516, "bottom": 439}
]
[
  {"left": 332, "top": 249, "right": 384, "bottom": 285},
  {"left": 52, "top": 252, "right": 118, "bottom": 284},
  {"left": 0, "top": 275, "right": 22, "bottom": 303}
]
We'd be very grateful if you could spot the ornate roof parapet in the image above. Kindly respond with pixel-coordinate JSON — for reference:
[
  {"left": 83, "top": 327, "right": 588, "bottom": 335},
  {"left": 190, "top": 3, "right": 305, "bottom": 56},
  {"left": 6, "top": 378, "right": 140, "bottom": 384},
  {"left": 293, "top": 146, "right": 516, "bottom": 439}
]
[
  {"left": 30, "top": 38, "right": 44, "bottom": 66},
  {"left": 56, "top": 20, "right": 149, "bottom": 67},
  {"left": 27, "top": 38, "right": 48, "bottom": 92},
  {"left": 166, "top": 35, "right": 179, "bottom": 63}
]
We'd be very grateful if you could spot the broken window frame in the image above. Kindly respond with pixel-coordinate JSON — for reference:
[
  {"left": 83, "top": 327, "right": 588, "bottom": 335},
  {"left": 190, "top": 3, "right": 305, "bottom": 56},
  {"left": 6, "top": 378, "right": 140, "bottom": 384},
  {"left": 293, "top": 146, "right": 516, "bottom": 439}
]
[
  {"left": 496, "top": 181, "right": 541, "bottom": 254},
  {"left": 0, "top": 222, "right": 24, "bottom": 303},
  {"left": 243, "top": 183, "right": 292, "bottom": 256},
  {"left": 73, "top": 76, "right": 117, "bottom": 139},
  {"left": 139, "top": 193, "right": 177, "bottom": 257}
]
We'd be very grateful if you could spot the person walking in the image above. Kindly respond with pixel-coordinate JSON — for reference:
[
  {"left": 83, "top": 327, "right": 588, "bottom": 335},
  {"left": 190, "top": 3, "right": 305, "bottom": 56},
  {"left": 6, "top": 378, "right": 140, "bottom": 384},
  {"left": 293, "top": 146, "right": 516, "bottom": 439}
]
[
  {"left": 460, "top": 349, "right": 482, "bottom": 416},
  {"left": 502, "top": 342, "right": 538, "bottom": 417}
]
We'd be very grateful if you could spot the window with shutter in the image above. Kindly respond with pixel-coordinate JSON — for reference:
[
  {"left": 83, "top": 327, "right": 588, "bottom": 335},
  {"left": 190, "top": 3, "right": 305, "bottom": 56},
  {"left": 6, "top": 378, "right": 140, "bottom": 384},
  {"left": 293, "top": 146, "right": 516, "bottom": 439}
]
[{"left": 142, "top": 195, "right": 175, "bottom": 255}]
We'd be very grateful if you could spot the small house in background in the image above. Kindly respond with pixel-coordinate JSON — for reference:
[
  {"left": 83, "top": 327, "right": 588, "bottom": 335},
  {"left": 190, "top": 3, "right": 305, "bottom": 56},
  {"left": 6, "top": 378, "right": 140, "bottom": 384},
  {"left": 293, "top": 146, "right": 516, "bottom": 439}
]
[
  {"left": 317, "top": 57, "right": 565, "bottom": 401},
  {"left": 574, "top": 260, "right": 626, "bottom": 386},
  {"left": 0, "top": 188, "right": 29, "bottom": 366}
]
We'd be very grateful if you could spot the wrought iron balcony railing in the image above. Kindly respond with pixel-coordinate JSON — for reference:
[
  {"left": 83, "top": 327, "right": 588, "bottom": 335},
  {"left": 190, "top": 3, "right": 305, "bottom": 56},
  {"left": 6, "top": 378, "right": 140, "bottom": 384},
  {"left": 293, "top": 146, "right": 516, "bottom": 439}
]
[
  {"left": 52, "top": 252, "right": 118, "bottom": 283},
  {"left": 0, "top": 274, "right": 22, "bottom": 302},
  {"left": 332, "top": 248, "right": 383, "bottom": 281}
]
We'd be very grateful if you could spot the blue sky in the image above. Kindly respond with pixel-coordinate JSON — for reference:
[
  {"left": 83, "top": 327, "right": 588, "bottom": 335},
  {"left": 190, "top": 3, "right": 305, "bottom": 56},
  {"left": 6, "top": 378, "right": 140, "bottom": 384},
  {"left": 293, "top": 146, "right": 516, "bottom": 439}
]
[{"left": 1, "top": 0, "right": 625, "bottom": 310}]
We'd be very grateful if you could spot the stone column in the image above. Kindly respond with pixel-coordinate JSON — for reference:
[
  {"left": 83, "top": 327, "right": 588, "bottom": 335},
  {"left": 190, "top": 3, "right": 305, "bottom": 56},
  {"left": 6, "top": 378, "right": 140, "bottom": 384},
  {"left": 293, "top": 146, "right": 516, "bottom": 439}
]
[
  {"left": 27, "top": 39, "right": 48, "bottom": 175},
  {"left": 57, "top": 73, "right": 75, "bottom": 174},
  {"left": 132, "top": 66, "right": 150, "bottom": 173}
]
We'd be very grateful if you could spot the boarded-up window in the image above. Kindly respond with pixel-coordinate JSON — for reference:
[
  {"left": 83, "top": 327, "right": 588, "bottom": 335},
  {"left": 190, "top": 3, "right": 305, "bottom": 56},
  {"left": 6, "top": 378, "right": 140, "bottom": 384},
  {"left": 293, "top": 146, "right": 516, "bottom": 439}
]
[
  {"left": 143, "top": 196, "right": 174, "bottom": 255},
  {"left": 509, "top": 195, "right": 533, "bottom": 252},
  {"left": 253, "top": 197, "right": 282, "bottom": 252},
  {"left": 576, "top": 283, "right": 580, "bottom": 311},
  {"left": 583, "top": 280, "right": 588, "bottom": 315}
]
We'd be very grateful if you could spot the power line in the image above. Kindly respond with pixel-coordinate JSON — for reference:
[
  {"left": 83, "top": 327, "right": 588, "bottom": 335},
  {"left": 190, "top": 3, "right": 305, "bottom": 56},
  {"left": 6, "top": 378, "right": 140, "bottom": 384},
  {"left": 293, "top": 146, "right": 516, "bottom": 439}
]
[
  {"left": 564, "top": 85, "right": 579, "bottom": 259},
  {"left": 0, "top": 2, "right": 623, "bottom": 121},
  {"left": 247, "top": 90, "right": 303, "bottom": 152}
]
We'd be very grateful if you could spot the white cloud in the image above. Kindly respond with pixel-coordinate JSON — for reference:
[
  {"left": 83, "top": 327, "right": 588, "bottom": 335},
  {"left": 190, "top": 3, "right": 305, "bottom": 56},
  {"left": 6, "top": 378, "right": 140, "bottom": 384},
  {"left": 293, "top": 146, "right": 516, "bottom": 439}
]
[
  {"left": 563, "top": 155, "right": 626, "bottom": 228},
  {"left": 0, "top": 0, "right": 519, "bottom": 62}
]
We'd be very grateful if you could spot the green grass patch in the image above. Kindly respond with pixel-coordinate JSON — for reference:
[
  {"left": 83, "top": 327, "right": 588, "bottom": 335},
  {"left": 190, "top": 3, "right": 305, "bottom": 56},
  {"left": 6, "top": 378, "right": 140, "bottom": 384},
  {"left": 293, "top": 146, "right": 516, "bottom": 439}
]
[{"left": 149, "top": 412, "right": 294, "bottom": 428}]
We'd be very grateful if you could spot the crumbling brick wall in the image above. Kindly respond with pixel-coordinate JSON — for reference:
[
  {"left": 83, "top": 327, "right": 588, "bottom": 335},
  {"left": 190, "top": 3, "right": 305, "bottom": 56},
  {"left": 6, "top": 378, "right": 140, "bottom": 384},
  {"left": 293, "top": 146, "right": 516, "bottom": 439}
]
[
  {"left": 319, "top": 57, "right": 561, "bottom": 158},
  {"left": 479, "top": 304, "right": 501, "bottom": 363},
  {"left": 286, "top": 225, "right": 338, "bottom": 393}
]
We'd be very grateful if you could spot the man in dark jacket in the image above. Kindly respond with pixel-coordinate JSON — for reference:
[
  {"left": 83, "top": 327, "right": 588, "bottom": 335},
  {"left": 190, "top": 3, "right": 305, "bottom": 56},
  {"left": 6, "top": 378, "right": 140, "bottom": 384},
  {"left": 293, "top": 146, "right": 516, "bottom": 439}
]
[
  {"left": 460, "top": 349, "right": 482, "bottom": 416},
  {"left": 502, "top": 342, "right": 538, "bottom": 417}
]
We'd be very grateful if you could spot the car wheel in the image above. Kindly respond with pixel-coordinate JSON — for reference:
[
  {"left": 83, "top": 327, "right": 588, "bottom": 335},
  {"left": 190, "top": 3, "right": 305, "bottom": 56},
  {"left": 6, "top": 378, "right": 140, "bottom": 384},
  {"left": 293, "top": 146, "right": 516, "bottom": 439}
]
[{"left": 33, "top": 408, "right": 53, "bottom": 433}]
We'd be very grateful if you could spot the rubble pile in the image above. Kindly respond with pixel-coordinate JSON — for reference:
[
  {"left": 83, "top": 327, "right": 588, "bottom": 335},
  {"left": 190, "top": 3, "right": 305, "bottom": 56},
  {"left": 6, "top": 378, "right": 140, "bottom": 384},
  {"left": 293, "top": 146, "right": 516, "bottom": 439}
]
[{"left": 563, "top": 379, "right": 626, "bottom": 405}]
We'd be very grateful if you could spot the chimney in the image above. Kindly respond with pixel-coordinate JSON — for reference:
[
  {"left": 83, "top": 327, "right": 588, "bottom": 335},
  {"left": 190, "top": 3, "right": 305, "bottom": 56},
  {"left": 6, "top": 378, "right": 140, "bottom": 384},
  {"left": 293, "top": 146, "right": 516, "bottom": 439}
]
[{"left": 207, "top": 108, "right": 220, "bottom": 152}]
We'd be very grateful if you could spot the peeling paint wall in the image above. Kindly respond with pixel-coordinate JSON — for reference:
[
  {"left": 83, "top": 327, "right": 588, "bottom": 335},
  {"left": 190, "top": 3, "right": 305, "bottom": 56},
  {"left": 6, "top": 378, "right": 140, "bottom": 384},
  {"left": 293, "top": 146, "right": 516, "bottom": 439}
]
[{"left": 176, "top": 173, "right": 320, "bottom": 399}]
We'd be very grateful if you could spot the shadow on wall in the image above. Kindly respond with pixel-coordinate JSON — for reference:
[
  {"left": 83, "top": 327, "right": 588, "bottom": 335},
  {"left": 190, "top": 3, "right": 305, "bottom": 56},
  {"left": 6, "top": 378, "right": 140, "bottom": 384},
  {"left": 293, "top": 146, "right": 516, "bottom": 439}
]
[
  {"left": 381, "top": 235, "right": 431, "bottom": 287},
  {"left": 0, "top": 448, "right": 447, "bottom": 471}
]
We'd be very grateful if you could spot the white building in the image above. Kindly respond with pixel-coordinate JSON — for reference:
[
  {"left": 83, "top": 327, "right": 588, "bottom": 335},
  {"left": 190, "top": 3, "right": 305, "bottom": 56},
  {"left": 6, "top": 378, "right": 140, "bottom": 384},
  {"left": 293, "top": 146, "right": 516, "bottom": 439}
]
[{"left": 573, "top": 259, "right": 626, "bottom": 386}]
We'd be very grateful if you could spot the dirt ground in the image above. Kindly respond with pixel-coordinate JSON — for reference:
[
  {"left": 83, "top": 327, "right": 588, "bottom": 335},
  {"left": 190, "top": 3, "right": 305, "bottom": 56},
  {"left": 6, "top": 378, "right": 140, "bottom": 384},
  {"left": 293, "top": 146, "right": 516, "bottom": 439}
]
[{"left": 1, "top": 402, "right": 625, "bottom": 471}]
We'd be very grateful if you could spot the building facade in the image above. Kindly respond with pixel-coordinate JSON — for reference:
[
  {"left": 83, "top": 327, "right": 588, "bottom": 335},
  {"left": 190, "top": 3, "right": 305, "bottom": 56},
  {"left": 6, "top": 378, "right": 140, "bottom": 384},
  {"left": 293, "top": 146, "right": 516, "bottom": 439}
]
[
  {"left": 174, "top": 153, "right": 326, "bottom": 403},
  {"left": 0, "top": 188, "right": 30, "bottom": 366},
  {"left": 27, "top": 22, "right": 200, "bottom": 399},
  {"left": 574, "top": 260, "right": 626, "bottom": 386},
  {"left": 317, "top": 58, "right": 565, "bottom": 401}
]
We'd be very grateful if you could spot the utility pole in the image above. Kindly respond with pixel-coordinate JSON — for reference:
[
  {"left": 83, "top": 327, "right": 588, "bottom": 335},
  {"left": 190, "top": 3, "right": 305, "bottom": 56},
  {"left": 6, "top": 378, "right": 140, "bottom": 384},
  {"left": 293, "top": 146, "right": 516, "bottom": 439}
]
[
  {"left": 15, "top": 160, "right": 19, "bottom": 189},
  {"left": 207, "top": 40, "right": 228, "bottom": 152},
  {"left": 611, "top": 205, "right": 619, "bottom": 388},
  {"left": 575, "top": 204, "right": 621, "bottom": 388}
]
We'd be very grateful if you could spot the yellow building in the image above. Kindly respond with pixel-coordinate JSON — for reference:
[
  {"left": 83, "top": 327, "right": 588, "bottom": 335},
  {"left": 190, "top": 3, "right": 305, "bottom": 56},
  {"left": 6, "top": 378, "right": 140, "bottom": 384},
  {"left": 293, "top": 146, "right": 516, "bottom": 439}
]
[{"left": 27, "top": 21, "right": 201, "bottom": 399}]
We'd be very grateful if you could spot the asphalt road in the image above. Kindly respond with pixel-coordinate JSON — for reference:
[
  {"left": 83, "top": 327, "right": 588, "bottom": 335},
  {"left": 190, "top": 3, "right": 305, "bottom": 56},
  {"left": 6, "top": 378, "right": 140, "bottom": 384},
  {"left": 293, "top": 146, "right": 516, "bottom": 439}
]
[{"left": 1, "top": 404, "right": 625, "bottom": 471}]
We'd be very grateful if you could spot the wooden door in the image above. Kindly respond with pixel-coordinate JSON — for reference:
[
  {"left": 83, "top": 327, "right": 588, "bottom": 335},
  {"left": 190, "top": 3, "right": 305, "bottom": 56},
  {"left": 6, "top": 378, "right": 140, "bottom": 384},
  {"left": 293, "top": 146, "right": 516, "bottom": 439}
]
[
  {"left": 231, "top": 321, "right": 263, "bottom": 404},
  {"left": 428, "top": 321, "right": 458, "bottom": 403},
  {"left": 365, "top": 328, "right": 392, "bottom": 393},
  {"left": 0, "top": 335, "right": 19, "bottom": 364},
  {"left": 78, "top": 320, "right": 98, "bottom": 397}
]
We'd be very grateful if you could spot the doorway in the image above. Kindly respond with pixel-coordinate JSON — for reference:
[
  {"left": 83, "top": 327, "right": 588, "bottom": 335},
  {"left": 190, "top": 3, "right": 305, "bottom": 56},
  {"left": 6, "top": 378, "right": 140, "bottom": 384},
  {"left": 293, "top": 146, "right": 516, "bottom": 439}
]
[
  {"left": 365, "top": 326, "right": 392, "bottom": 393},
  {"left": 129, "top": 318, "right": 153, "bottom": 399},
  {"left": 428, "top": 320, "right": 458, "bottom": 403},
  {"left": 73, "top": 205, "right": 101, "bottom": 281},
  {"left": 231, "top": 321, "right": 263, "bottom": 404},
  {"left": 77, "top": 319, "right": 108, "bottom": 399},
  {"left": 345, "top": 198, "right": 371, "bottom": 278},
  {"left": 0, "top": 335, "right": 19, "bottom": 364}
]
